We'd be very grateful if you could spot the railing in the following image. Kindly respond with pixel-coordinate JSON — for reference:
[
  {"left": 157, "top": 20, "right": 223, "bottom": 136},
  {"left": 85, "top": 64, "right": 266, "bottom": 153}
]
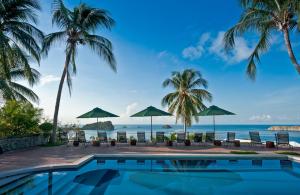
[{"left": 77, "top": 129, "right": 287, "bottom": 142}]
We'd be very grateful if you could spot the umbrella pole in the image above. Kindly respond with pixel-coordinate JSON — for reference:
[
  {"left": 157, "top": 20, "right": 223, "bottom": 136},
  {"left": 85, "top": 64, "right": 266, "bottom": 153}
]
[
  {"left": 150, "top": 116, "right": 153, "bottom": 141},
  {"left": 97, "top": 117, "right": 99, "bottom": 130},
  {"left": 213, "top": 115, "right": 215, "bottom": 133}
]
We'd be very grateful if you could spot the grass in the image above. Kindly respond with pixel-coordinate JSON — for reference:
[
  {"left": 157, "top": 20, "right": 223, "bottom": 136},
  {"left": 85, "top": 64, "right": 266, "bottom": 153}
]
[
  {"left": 41, "top": 142, "right": 65, "bottom": 147},
  {"left": 275, "top": 151, "right": 300, "bottom": 156},
  {"left": 230, "top": 150, "right": 258, "bottom": 155}
]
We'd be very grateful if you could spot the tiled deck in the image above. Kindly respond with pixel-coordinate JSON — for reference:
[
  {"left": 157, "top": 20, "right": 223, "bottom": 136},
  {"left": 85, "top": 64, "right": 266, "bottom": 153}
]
[{"left": 0, "top": 145, "right": 299, "bottom": 172}]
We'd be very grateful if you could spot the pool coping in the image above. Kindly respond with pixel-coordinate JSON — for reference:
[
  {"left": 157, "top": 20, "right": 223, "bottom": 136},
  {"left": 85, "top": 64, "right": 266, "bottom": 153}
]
[{"left": 0, "top": 153, "right": 299, "bottom": 179}]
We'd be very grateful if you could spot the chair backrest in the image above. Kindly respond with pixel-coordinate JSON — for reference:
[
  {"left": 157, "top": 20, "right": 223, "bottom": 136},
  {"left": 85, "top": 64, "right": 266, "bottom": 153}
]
[
  {"left": 98, "top": 132, "right": 108, "bottom": 142},
  {"left": 68, "top": 131, "right": 77, "bottom": 141},
  {"left": 227, "top": 132, "right": 235, "bottom": 141},
  {"left": 194, "top": 133, "right": 203, "bottom": 143},
  {"left": 205, "top": 132, "right": 215, "bottom": 143},
  {"left": 276, "top": 132, "right": 289, "bottom": 145},
  {"left": 249, "top": 131, "right": 261, "bottom": 143},
  {"left": 78, "top": 131, "right": 86, "bottom": 142},
  {"left": 60, "top": 131, "right": 68, "bottom": 140},
  {"left": 117, "top": 132, "right": 127, "bottom": 143},
  {"left": 177, "top": 132, "right": 185, "bottom": 143},
  {"left": 156, "top": 132, "right": 165, "bottom": 143},
  {"left": 137, "top": 132, "right": 145, "bottom": 143}
]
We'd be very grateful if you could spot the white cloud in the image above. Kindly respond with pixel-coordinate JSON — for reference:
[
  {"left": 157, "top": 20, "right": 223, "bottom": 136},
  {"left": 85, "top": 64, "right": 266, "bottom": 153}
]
[
  {"left": 40, "top": 75, "right": 60, "bottom": 86},
  {"left": 182, "top": 33, "right": 210, "bottom": 60},
  {"left": 249, "top": 114, "right": 272, "bottom": 122},
  {"left": 157, "top": 50, "right": 182, "bottom": 66},
  {"left": 182, "top": 31, "right": 254, "bottom": 64},
  {"left": 182, "top": 46, "right": 205, "bottom": 60},
  {"left": 123, "top": 102, "right": 138, "bottom": 117},
  {"left": 209, "top": 31, "right": 253, "bottom": 64}
]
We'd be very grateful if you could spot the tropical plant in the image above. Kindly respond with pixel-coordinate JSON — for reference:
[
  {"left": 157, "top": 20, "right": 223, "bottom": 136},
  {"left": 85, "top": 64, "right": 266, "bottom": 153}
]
[
  {"left": 162, "top": 69, "right": 212, "bottom": 134},
  {"left": 0, "top": 68, "right": 40, "bottom": 103},
  {"left": 39, "top": 121, "right": 54, "bottom": 136},
  {"left": 0, "top": 0, "right": 43, "bottom": 102},
  {"left": 0, "top": 100, "right": 42, "bottom": 138},
  {"left": 224, "top": 0, "right": 300, "bottom": 79},
  {"left": 42, "top": 0, "right": 116, "bottom": 143}
]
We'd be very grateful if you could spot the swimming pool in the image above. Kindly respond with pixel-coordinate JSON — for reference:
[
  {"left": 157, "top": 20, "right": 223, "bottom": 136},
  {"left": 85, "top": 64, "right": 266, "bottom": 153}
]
[{"left": 1, "top": 157, "right": 300, "bottom": 194}]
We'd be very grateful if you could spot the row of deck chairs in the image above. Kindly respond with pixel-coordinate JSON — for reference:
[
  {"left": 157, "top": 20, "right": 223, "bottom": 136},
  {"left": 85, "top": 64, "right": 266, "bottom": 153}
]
[
  {"left": 248, "top": 131, "right": 293, "bottom": 148},
  {"left": 67, "top": 130, "right": 293, "bottom": 148}
]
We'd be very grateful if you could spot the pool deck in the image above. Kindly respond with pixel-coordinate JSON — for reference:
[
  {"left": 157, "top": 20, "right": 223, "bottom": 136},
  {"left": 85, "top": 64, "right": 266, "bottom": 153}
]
[{"left": 1, "top": 144, "right": 300, "bottom": 176}]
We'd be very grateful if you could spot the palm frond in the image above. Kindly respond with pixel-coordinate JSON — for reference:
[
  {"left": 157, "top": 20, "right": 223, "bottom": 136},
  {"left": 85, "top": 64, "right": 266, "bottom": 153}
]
[
  {"left": 42, "top": 31, "right": 67, "bottom": 56},
  {"left": 76, "top": 4, "right": 115, "bottom": 31},
  {"left": 85, "top": 34, "right": 116, "bottom": 72},
  {"left": 162, "top": 69, "right": 212, "bottom": 126},
  {"left": 52, "top": 0, "right": 71, "bottom": 28},
  {"left": 246, "top": 27, "right": 270, "bottom": 80}
]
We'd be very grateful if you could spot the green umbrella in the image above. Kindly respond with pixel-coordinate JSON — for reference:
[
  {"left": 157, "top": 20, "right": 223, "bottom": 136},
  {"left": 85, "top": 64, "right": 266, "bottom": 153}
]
[
  {"left": 197, "top": 105, "right": 235, "bottom": 132},
  {"left": 77, "top": 107, "right": 119, "bottom": 130},
  {"left": 131, "top": 106, "right": 172, "bottom": 141}
]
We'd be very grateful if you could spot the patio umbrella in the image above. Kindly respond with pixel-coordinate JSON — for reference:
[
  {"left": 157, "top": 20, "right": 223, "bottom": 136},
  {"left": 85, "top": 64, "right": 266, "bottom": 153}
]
[
  {"left": 130, "top": 106, "right": 172, "bottom": 141},
  {"left": 77, "top": 107, "right": 119, "bottom": 130},
  {"left": 196, "top": 105, "right": 235, "bottom": 132}
]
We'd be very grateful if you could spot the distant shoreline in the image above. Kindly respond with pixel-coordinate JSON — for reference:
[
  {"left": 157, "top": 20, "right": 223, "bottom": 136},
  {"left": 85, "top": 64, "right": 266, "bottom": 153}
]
[{"left": 268, "top": 126, "right": 300, "bottom": 131}]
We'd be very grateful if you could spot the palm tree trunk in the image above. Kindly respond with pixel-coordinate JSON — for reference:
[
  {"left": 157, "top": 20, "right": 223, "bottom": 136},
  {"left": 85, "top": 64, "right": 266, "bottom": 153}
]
[
  {"left": 183, "top": 119, "right": 187, "bottom": 138},
  {"left": 50, "top": 51, "right": 72, "bottom": 143},
  {"left": 283, "top": 28, "right": 300, "bottom": 74}
]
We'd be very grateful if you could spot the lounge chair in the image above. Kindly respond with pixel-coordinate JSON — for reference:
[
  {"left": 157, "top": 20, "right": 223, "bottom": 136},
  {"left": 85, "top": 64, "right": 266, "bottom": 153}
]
[
  {"left": 137, "top": 132, "right": 146, "bottom": 144},
  {"left": 224, "top": 132, "right": 236, "bottom": 146},
  {"left": 117, "top": 132, "right": 128, "bottom": 146},
  {"left": 67, "top": 131, "right": 77, "bottom": 146},
  {"left": 156, "top": 132, "right": 165, "bottom": 145},
  {"left": 249, "top": 131, "right": 263, "bottom": 147},
  {"left": 78, "top": 130, "right": 88, "bottom": 147},
  {"left": 275, "top": 132, "right": 292, "bottom": 149},
  {"left": 98, "top": 131, "right": 109, "bottom": 146},
  {"left": 193, "top": 133, "right": 203, "bottom": 145},
  {"left": 176, "top": 132, "right": 186, "bottom": 146},
  {"left": 59, "top": 131, "right": 68, "bottom": 143},
  {"left": 205, "top": 132, "right": 215, "bottom": 145}
]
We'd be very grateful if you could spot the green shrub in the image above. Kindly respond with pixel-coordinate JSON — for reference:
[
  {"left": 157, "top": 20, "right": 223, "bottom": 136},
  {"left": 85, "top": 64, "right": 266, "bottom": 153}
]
[
  {"left": 188, "top": 133, "right": 195, "bottom": 141},
  {"left": 39, "top": 122, "right": 53, "bottom": 135},
  {"left": 0, "top": 100, "right": 42, "bottom": 138},
  {"left": 170, "top": 133, "right": 177, "bottom": 141}
]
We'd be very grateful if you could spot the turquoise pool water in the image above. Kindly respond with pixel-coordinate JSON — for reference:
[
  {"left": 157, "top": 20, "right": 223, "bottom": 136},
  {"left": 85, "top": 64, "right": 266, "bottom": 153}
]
[{"left": 1, "top": 158, "right": 300, "bottom": 194}]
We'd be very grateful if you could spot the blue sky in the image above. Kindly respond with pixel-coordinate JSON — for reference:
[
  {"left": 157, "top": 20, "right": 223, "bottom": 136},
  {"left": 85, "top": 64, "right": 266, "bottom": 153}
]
[{"left": 29, "top": 0, "right": 300, "bottom": 125}]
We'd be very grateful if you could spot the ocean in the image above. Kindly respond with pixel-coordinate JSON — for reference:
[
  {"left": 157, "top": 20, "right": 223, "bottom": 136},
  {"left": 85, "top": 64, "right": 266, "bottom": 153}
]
[{"left": 83, "top": 124, "right": 300, "bottom": 146}]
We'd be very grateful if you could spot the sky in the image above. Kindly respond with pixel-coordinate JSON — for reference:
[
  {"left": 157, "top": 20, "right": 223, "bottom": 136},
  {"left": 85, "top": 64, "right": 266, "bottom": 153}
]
[{"left": 25, "top": 0, "right": 300, "bottom": 125}]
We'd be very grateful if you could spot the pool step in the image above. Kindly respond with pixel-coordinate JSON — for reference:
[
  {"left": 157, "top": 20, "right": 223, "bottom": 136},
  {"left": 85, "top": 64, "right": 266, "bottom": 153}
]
[
  {"left": 34, "top": 172, "right": 76, "bottom": 195},
  {"left": 0, "top": 173, "right": 30, "bottom": 187},
  {"left": 0, "top": 174, "right": 34, "bottom": 194}
]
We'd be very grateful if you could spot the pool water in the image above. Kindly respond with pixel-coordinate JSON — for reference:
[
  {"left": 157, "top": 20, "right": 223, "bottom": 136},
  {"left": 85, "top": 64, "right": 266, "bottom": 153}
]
[{"left": 1, "top": 158, "right": 300, "bottom": 195}]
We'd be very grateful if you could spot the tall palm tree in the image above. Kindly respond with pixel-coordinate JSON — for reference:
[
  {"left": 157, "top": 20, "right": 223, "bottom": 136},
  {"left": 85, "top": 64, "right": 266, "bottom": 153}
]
[
  {"left": 42, "top": 0, "right": 116, "bottom": 143},
  {"left": 162, "top": 69, "right": 212, "bottom": 135},
  {"left": 0, "top": 68, "right": 40, "bottom": 103},
  {"left": 224, "top": 0, "right": 300, "bottom": 80},
  {"left": 0, "top": 0, "right": 43, "bottom": 83}
]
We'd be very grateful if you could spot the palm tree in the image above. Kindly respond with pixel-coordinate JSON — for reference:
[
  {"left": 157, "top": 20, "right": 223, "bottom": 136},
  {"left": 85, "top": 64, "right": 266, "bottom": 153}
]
[
  {"left": 42, "top": 0, "right": 116, "bottom": 143},
  {"left": 0, "top": 68, "right": 40, "bottom": 103},
  {"left": 0, "top": 0, "right": 43, "bottom": 83},
  {"left": 224, "top": 0, "right": 300, "bottom": 79},
  {"left": 162, "top": 69, "right": 212, "bottom": 135}
]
